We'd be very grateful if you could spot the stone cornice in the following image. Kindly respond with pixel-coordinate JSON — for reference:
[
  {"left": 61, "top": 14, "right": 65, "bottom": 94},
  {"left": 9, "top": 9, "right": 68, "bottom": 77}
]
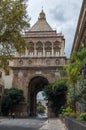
[
  {"left": 10, "top": 66, "right": 63, "bottom": 70},
  {"left": 72, "top": 0, "right": 86, "bottom": 52}
]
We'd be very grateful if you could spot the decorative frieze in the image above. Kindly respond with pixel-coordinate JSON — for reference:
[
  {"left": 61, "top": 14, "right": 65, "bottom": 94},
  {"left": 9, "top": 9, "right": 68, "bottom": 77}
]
[{"left": 10, "top": 57, "right": 66, "bottom": 67}]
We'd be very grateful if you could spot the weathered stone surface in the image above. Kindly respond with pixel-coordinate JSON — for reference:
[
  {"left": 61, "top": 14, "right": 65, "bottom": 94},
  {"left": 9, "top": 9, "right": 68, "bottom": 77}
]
[{"left": 10, "top": 10, "right": 68, "bottom": 117}]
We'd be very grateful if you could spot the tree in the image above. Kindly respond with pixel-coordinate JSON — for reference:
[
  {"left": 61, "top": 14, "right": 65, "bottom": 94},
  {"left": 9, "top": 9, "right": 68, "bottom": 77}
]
[
  {"left": 37, "top": 101, "right": 46, "bottom": 114},
  {"left": 1, "top": 88, "right": 24, "bottom": 115},
  {"left": 44, "top": 78, "right": 67, "bottom": 115},
  {"left": 0, "top": 0, "right": 30, "bottom": 69},
  {"left": 76, "top": 76, "right": 86, "bottom": 105},
  {"left": 65, "top": 62, "right": 80, "bottom": 112},
  {"left": 65, "top": 48, "right": 86, "bottom": 112}
]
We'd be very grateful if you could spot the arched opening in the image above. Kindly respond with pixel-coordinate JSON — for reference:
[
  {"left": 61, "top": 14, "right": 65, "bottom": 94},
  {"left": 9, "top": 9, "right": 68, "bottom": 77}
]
[
  {"left": 28, "top": 42, "right": 34, "bottom": 57},
  {"left": 45, "top": 42, "right": 52, "bottom": 56},
  {"left": 36, "top": 91, "right": 48, "bottom": 117},
  {"left": 28, "top": 76, "right": 48, "bottom": 117}
]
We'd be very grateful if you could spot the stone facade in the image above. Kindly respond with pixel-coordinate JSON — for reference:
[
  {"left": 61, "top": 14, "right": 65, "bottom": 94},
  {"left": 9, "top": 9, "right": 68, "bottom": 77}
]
[
  {"left": 72, "top": 0, "right": 86, "bottom": 112},
  {"left": 72, "top": 0, "right": 86, "bottom": 52},
  {"left": 0, "top": 71, "right": 4, "bottom": 114},
  {"left": 9, "top": 10, "right": 68, "bottom": 117}
]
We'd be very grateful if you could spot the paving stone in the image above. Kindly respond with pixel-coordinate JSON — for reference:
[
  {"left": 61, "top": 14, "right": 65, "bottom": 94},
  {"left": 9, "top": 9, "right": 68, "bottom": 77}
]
[{"left": 39, "top": 118, "right": 66, "bottom": 130}]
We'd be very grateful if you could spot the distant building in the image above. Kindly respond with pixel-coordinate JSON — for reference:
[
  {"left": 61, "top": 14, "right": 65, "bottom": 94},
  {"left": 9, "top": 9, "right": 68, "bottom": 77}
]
[
  {"left": 72, "top": 0, "right": 86, "bottom": 112},
  {"left": 72, "top": 0, "right": 86, "bottom": 52}
]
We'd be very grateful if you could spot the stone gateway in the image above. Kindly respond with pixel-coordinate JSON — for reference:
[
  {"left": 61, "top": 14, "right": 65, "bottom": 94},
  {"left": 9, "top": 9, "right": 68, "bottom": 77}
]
[{"left": 9, "top": 10, "right": 68, "bottom": 117}]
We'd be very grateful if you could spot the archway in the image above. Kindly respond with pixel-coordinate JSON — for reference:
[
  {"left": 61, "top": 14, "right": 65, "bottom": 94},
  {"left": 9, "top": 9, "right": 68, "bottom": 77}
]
[
  {"left": 36, "top": 91, "right": 47, "bottom": 117},
  {"left": 28, "top": 76, "right": 48, "bottom": 117}
]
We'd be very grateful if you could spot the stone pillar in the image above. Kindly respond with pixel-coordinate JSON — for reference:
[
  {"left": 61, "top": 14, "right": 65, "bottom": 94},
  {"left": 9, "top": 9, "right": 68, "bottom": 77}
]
[
  {"left": 60, "top": 41, "right": 65, "bottom": 56},
  {"left": 25, "top": 48, "right": 28, "bottom": 56},
  {"left": 52, "top": 43, "right": 54, "bottom": 56},
  {"left": 43, "top": 43, "right": 45, "bottom": 56},
  {"left": 34, "top": 43, "right": 37, "bottom": 57},
  {"left": 15, "top": 52, "right": 20, "bottom": 57}
]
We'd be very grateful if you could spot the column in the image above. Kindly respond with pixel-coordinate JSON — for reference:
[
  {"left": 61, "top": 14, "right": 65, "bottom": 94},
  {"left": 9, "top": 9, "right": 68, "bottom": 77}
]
[
  {"left": 25, "top": 48, "right": 28, "bottom": 56},
  {"left": 43, "top": 43, "right": 45, "bottom": 56},
  {"left": 34, "top": 43, "right": 37, "bottom": 57},
  {"left": 52, "top": 43, "right": 54, "bottom": 56},
  {"left": 15, "top": 52, "right": 19, "bottom": 57},
  {"left": 61, "top": 41, "right": 65, "bottom": 56}
]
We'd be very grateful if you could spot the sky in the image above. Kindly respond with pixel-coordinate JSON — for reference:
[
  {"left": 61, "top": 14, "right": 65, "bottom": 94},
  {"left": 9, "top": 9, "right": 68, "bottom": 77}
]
[
  {"left": 37, "top": 91, "right": 45, "bottom": 99},
  {"left": 27, "top": 0, "right": 82, "bottom": 57}
]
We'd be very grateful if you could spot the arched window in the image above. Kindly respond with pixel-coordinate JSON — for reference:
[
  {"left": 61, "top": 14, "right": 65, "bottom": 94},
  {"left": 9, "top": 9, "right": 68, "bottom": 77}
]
[
  {"left": 45, "top": 42, "right": 52, "bottom": 56},
  {"left": 38, "top": 51, "right": 42, "bottom": 57},
  {"left": 20, "top": 51, "right": 25, "bottom": 57},
  {"left": 29, "top": 51, "right": 34, "bottom": 57},
  {"left": 36, "top": 42, "right": 43, "bottom": 48},
  {"left": 54, "top": 41, "right": 61, "bottom": 56},
  {"left": 55, "top": 51, "right": 60, "bottom": 56},
  {"left": 36, "top": 42, "right": 43, "bottom": 57},
  {"left": 45, "top": 41, "right": 52, "bottom": 48},
  {"left": 29, "top": 42, "right": 34, "bottom": 56},
  {"left": 46, "top": 51, "right": 51, "bottom": 56}
]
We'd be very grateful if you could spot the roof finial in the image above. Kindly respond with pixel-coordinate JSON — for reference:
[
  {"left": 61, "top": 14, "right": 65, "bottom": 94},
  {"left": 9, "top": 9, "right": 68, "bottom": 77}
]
[
  {"left": 39, "top": 7, "right": 46, "bottom": 20},
  {"left": 42, "top": 6, "right": 43, "bottom": 11}
]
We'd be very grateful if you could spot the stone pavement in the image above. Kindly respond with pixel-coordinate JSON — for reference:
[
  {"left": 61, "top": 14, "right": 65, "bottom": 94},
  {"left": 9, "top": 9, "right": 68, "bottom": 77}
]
[
  {"left": 0, "top": 117, "right": 67, "bottom": 130},
  {"left": 39, "top": 118, "right": 67, "bottom": 130}
]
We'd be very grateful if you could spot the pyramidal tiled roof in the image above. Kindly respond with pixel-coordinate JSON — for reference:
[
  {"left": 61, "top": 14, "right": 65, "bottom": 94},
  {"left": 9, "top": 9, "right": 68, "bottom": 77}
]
[{"left": 30, "top": 10, "right": 53, "bottom": 31}]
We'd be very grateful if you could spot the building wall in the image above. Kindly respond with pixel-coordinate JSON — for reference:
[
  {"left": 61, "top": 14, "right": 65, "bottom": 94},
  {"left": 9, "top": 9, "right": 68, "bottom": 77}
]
[
  {"left": 0, "top": 70, "right": 4, "bottom": 114},
  {"left": 2, "top": 69, "right": 13, "bottom": 89},
  {"left": 72, "top": 0, "right": 86, "bottom": 112},
  {"left": 72, "top": 0, "right": 86, "bottom": 52}
]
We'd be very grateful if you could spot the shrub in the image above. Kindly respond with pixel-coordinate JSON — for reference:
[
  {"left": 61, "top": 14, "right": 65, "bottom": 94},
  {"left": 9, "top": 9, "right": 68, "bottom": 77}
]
[
  {"left": 77, "top": 113, "right": 86, "bottom": 121},
  {"left": 61, "top": 106, "right": 73, "bottom": 116}
]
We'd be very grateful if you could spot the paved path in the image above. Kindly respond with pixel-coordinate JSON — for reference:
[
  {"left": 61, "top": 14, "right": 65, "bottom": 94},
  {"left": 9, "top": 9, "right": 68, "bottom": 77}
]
[
  {"left": 39, "top": 118, "right": 66, "bottom": 130},
  {"left": 0, "top": 117, "right": 67, "bottom": 130},
  {"left": 0, "top": 118, "right": 44, "bottom": 127}
]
